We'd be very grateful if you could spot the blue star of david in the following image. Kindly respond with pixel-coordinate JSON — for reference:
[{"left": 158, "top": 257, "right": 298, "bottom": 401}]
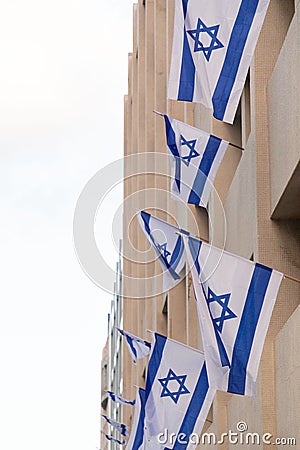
[
  {"left": 157, "top": 242, "right": 171, "bottom": 260},
  {"left": 187, "top": 18, "right": 224, "bottom": 61},
  {"left": 158, "top": 368, "right": 190, "bottom": 404},
  {"left": 206, "top": 287, "right": 237, "bottom": 333},
  {"left": 180, "top": 135, "right": 200, "bottom": 167}
]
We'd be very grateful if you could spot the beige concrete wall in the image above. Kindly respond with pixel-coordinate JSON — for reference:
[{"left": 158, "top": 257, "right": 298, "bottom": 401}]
[
  {"left": 275, "top": 305, "right": 300, "bottom": 447},
  {"left": 268, "top": 5, "right": 300, "bottom": 219},
  {"left": 223, "top": 128, "right": 257, "bottom": 259},
  {"left": 252, "top": 4, "right": 297, "bottom": 444}
]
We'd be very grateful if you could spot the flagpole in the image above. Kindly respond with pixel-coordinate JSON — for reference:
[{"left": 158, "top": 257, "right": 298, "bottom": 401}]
[
  {"left": 146, "top": 329, "right": 205, "bottom": 354},
  {"left": 229, "top": 142, "right": 244, "bottom": 151},
  {"left": 175, "top": 230, "right": 209, "bottom": 243},
  {"left": 153, "top": 110, "right": 244, "bottom": 151},
  {"left": 283, "top": 273, "right": 300, "bottom": 284},
  {"left": 176, "top": 230, "right": 300, "bottom": 285},
  {"left": 153, "top": 109, "right": 164, "bottom": 116}
]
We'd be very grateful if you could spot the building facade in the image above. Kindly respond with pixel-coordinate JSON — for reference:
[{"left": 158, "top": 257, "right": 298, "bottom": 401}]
[
  {"left": 103, "top": 1, "right": 300, "bottom": 449},
  {"left": 101, "top": 242, "right": 124, "bottom": 450}
]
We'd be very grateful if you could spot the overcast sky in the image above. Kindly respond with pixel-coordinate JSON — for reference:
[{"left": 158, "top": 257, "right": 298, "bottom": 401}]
[{"left": 0, "top": 1, "right": 133, "bottom": 449}]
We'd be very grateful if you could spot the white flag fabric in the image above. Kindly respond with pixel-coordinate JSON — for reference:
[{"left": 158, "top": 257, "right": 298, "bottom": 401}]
[
  {"left": 137, "top": 210, "right": 187, "bottom": 291},
  {"left": 164, "top": 115, "right": 229, "bottom": 207},
  {"left": 168, "top": 0, "right": 270, "bottom": 123},
  {"left": 125, "top": 388, "right": 146, "bottom": 450},
  {"left": 118, "top": 328, "right": 151, "bottom": 365},
  {"left": 107, "top": 390, "right": 135, "bottom": 406},
  {"left": 144, "top": 332, "right": 216, "bottom": 450},
  {"left": 184, "top": 235, "right": 283, "bottom": 396},
  {"left": 102, "top": 415, "right": 129, "bottom": 437}
]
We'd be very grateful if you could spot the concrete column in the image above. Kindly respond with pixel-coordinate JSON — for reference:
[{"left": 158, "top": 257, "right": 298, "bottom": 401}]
[{"left": 253, "top": 3, "right": 296, "bottom": 445}]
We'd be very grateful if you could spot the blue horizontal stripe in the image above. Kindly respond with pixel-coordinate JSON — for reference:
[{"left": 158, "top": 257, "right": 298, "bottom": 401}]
[
  {"left": 132, "top": 389, "right": 146, "bottom": 450},
  {"left": 172, "top": 363, "right": 209, "bottom": 450},
  {"left": 188, "top": 135, "right": 221, "bottom": 205},
  {"left": 141, "top": 211, "right": 180, "bottom": 281},
  {"left": 158, "top": 249, "right": 181, "bottom": 281},
  {"left": 178, "top": 0, "right": 195, "bottom": 101},
  {"left": 182, "top": 0, "right": 188, "bottom": 17},
  {"left": 212, "top": 0, "right": 260, "bottom": 120},
  {"left": 188, "top": 237, "right": 230, "bottom": 367},
  {"left": 105, "top": 434, "right": 125, "bottom": 445},
  {"left": 164, "top": 115, "right": 181, "bottom": 192},
  {"left": 188, "top": 236, "right": 202, "bottom": 276},
  {"left": 169, "top": 235, "right": 184, "bottom": 271},
  {"left": 145, "top": 333, "right": 167, "bottom": 402},
  {"left": 180, "top": 228, "right": 190, "bottom": 236},
  {"left": 178, "top": 29, "right": 195, "bottom": 101},
  {"left": 126, "top": 334, "right": 138, "bottom": 360},
  {"left": 140, "top": 211, "right": 151, "bottom": 236},
  {"left": 228, "top": 263, "right": 272, "bottom": 394}
]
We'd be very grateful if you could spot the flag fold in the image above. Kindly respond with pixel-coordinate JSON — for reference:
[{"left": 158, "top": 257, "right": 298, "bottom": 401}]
[
  {"left": 184, "top": 235, "right": 283, "bottom": 396},
  {"left": 107, "top": 390, "right": 136, "bottom": 406},
  {"left": 102, "top": 415, "right": 129, "bottom": 437},
  {"left": 163, "top": 115, "right": 229, "bottom": 207},
  {"left": 137, "top": 210, "right": 187, "bottom": 291},
  {"left": 103, "top": 433, "right": 126, "bottom": 446},
  {"left": 125, "top": 388, "right": 146, "bottom": 450},
  {"left": 118, "top": 328, "right": 151, "bottom": 364}
]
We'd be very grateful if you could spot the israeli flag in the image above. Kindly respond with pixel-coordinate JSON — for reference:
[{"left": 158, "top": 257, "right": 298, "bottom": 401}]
[
  {"left": 102, "top": 415, "right": 129, "bottom": 437},
  {"left": 168, "top": 0, "right": 270, "bottom": 123},
  {"left": 103, "top": 433, "right": 126, "bottom": 446},
  {"left": 107, "top": 391, "right": 135, "bottom": 407},
  {"left": 164, "top": 115, "right": 228, "bottom": 207},
  {"left": 137, "top": 210, "right": 187, "bottom": 291},
  {"left": 126, "top": 388, "right": 146, "bottom": 450},
  {"left": 144, "top": 332, "right": 216, "bottom": 450},
  {"left": 118, "top": 328, "right": 151, "bottom": 365},
  {"left": 184, "top": 236, "right": 283, "bottom": 396}
]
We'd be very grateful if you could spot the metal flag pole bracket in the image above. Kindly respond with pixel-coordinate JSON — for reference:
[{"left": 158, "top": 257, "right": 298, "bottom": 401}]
[
  {"left": 175, "top": 231, "right": 300, "bottom": 285},
  {"left": 229, "top": 141, "right": 244, "bottom": 151},
  {"left": 283, "top": 273, "right": 300, "bottom": 284},
  {"left": 153, "top": 109, "right": 164, "bottom": 116},
  {"left": 175, "top": 230, "right": 209, "bottom": 244},
  {"left": 154, "top": 109, "right": 244, "bottom": 152}
]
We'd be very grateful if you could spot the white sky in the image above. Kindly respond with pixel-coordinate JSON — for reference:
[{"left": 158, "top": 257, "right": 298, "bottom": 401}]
[{"left": 0, "top": 1, "right": 133, "bottom": 449}]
